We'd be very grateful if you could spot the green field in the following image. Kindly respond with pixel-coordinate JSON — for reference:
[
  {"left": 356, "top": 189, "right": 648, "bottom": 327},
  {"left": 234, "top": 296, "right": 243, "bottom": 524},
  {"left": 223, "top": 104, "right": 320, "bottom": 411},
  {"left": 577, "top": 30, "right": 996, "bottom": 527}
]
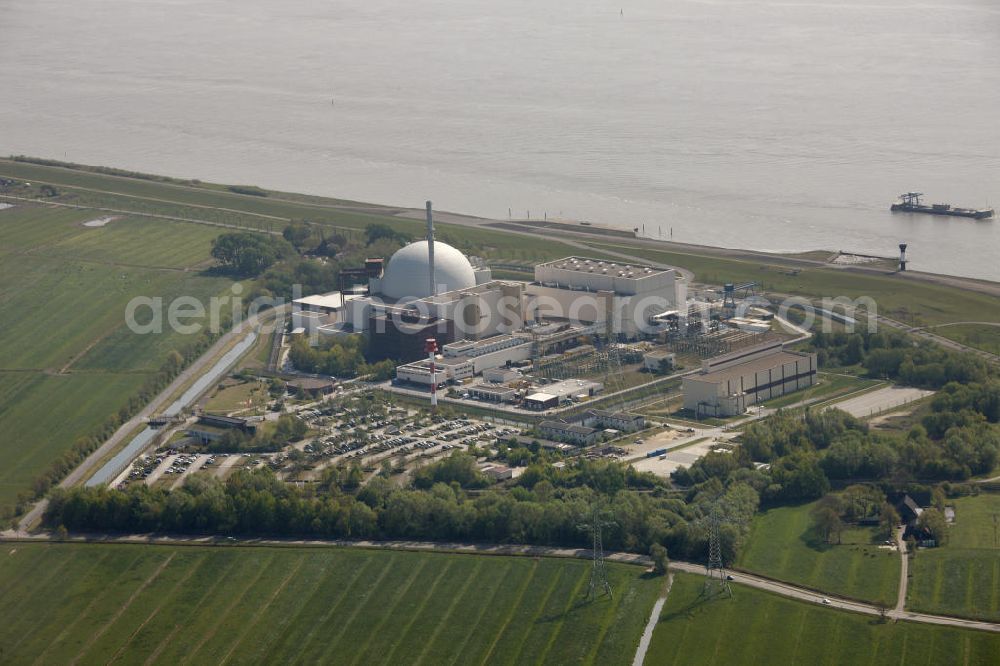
[
  {"left": 0, "top": 543, "right": 660, "bottom": 664},
  {"left": 736, "top": 501, "right": 900, "bottom": 606},
  {"left": 203, "top": 380, "right": 268, "bottom": 413},
  {"left": 646, "top": 573, "right": 1000, "bottom": 665},
  {"left": 908, "top": 493, "right": 1000, "bottom": 622},
  {"left": 935, "top": 324, "right": 1000, "bottom": 356},
  {"left": 0, "top": 203, "right": 233, "bottom": 510}
]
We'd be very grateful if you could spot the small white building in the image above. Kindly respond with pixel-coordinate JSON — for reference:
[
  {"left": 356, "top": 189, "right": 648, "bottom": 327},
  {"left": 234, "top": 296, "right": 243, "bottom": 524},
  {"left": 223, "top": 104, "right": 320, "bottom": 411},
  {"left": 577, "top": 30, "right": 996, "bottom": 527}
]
[
  {"left": 643, "top": 350, "right": 675, "bottom": 373},
  {"left": 395, "top": 356, "right": 474, "bottom": 386}
]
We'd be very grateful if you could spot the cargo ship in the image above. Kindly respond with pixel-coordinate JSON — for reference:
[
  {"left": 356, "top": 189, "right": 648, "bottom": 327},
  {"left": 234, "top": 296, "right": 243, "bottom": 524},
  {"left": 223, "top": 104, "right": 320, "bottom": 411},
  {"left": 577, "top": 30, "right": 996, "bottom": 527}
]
[{"left": 891, "top": 192, "right": 993, "bottom": 220}]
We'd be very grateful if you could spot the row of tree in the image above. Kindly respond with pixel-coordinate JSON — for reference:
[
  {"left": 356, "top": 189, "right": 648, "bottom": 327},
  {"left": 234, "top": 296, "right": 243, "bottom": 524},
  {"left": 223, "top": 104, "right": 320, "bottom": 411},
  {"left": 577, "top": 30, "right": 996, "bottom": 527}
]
[
  {"left": 45, "top": 454, "right": 759, "bottom": 562},
  {"left": 674, "top": 395, "right": 1000, "bottom": 503},
  {"left": 811, "top": 329, "right": 991, "bottom": 389},
  {"left": 287, "top": 335, "right": 395, "bottom": 380}
]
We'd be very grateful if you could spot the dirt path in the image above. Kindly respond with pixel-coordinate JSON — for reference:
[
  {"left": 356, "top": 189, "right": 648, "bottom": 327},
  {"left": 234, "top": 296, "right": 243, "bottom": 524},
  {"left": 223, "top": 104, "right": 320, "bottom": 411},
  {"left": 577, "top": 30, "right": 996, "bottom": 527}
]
[
  {"left": 895, "top": 526, "right": 909, "bottom": 613},
  {"left": 633, "top": 573, "right": 673, "bottom": 666}
]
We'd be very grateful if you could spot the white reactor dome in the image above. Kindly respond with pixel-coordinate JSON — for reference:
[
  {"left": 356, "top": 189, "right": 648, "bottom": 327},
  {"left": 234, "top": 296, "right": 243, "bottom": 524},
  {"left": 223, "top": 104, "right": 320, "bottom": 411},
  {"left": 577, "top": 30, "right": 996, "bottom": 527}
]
[{"left": 379, "top": 240, "right": 476, "bottom": 300}]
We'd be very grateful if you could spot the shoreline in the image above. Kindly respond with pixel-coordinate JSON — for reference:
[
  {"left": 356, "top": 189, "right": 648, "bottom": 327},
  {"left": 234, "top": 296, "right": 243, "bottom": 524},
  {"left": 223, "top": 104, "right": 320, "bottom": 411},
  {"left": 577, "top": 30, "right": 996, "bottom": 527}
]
[{"left": 2, "top": 155, "right": 997, "bottom": 298}]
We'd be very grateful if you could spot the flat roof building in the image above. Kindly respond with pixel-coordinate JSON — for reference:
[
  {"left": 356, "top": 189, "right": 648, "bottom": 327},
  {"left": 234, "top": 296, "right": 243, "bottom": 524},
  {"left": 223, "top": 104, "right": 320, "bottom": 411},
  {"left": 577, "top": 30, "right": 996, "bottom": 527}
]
[
  {"left": 583, "top": 410, "right": 646, "bottom": 432},
  {"left": 683, "top": 343, "right": 817, "bottom": 417},
  {"left": 524, "top": 392, "right": 559, "bottom": 410},
  {"left": 538, "top": 420, "right": 600, "bottom": 445},
  {"left": 527, "top": 256, "right": 687, "bottom": 337}
]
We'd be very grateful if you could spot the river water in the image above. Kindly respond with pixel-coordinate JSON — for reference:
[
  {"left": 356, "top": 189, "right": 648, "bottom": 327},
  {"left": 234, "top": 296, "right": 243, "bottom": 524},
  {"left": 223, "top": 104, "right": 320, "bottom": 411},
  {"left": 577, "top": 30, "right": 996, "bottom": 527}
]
[{"left": 2, "top": 0, "right": 998, "bottom": 280}]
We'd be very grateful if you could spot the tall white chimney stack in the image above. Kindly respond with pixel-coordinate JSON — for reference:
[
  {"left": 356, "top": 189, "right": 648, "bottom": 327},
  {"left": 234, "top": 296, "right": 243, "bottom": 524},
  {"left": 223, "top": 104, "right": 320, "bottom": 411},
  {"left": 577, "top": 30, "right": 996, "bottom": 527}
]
[{"left": 426, "top": 200, "right": 436, "bottom": 297}]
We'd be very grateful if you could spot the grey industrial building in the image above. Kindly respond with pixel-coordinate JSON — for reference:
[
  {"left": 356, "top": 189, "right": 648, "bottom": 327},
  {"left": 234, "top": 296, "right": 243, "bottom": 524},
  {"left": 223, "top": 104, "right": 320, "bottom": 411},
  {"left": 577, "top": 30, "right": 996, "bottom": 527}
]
[{"left": 682, "top": 341, "right": 817, "bottom": 417}]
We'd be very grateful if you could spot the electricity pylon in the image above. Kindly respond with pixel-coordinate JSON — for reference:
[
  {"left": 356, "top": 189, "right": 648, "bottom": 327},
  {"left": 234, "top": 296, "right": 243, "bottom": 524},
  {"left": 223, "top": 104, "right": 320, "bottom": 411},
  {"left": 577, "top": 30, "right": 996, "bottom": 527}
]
[
  {"left": 704, "top": 504, "right": 733, "bottom": 598},
  {"left": 579, "top": 505, "right": 615, "bottom": 600}
]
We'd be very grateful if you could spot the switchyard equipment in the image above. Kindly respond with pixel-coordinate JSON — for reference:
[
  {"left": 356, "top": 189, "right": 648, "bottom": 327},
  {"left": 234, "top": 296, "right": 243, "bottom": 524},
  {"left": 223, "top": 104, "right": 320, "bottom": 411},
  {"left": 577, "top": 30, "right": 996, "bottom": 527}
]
[{"left": 722, "top": 282, "right": 758, "bottom": 311}]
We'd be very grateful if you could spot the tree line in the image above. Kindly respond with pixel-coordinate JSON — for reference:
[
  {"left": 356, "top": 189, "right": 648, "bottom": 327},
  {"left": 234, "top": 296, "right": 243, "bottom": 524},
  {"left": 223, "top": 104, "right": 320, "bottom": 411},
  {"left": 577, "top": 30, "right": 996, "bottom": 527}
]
[
  {"left": 44, "top": 453, "right": 760, "bottom": 563},
  {"left": 812, "top": 329, "right": 990, "bottom": 389}
]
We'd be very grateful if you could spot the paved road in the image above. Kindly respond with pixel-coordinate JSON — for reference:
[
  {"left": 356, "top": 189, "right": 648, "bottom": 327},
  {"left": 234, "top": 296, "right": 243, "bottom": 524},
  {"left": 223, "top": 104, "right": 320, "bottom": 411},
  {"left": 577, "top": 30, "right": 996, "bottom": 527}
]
[
  {"left": 144, "top": 455, "right": 177, "bottom": 486},
  {"left": 2, "top": 531, "right": 997, "bottom": 634}
]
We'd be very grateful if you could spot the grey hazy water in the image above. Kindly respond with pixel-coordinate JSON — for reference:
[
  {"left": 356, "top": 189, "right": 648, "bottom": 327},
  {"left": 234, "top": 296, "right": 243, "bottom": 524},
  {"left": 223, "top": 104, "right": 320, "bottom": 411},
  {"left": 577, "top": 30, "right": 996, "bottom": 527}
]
[{"left": 1, "top": 0, "right": 998, "bottom": 280}]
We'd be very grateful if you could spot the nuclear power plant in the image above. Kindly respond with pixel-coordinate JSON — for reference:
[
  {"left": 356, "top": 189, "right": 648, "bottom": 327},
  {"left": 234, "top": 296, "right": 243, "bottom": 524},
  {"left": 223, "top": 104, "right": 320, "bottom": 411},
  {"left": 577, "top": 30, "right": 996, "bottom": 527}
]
[
  {"left": 289, "top": 202, "right": 809, "bottom": 413},
  {"left": 292, "top": 202, "right": 688, "bottom": 368}
]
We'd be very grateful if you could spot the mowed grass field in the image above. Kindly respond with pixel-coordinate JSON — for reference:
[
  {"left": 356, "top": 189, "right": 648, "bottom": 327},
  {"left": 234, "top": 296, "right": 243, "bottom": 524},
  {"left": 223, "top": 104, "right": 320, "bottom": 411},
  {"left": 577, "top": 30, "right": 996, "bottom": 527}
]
[
  {"left": 736, "top": 501, "right": 900, "bottom": 606},
  {"left": 908, "top": 493, "right": 1000, "bottom": 622},
  {"left": 0, "top": 543, "right": 660, "bottom": 665},
  {"left": 0, "top": 203, "right": 234, "bottom": 509},
  {"left": 645, "top": 573, "right": 1000, "bottom": 665}
]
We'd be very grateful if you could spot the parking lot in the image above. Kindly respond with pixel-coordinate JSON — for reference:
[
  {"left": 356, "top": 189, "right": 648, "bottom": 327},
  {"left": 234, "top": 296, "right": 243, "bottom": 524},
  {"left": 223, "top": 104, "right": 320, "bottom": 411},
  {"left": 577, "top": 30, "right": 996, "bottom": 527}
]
[
  {"left": 296, "top": 407, "right": 523, "bottom": 480},
  {"left": 827, "top": 386, "right": 935, "bottom": 419},
  {"left": 630, "top": 434, "right": 732, "bottom": 477}
]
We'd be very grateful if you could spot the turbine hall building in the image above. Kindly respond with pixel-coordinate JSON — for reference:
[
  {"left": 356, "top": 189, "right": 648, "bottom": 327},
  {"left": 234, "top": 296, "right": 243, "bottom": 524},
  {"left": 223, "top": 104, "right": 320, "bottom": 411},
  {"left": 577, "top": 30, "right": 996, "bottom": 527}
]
[{"left": 682, "top": 341, "right": 817, "bottom": 417}]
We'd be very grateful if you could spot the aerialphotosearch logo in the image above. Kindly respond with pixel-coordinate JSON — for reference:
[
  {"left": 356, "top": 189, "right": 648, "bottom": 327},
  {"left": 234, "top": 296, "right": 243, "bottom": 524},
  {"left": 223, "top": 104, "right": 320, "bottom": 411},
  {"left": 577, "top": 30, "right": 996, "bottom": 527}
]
[
  {"left": 124, "top": 282, "right": 878, "bottom": 340},
  {"left": 125, "top": 282, "right": 288, "bottom": 335}
]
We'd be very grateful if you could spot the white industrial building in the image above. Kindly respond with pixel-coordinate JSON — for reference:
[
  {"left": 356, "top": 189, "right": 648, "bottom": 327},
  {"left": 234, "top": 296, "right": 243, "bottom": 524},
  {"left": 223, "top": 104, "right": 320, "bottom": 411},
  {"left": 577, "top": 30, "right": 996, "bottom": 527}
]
[
  {"left": 528, "top": 257, "right": 687, "bottom": 337},
  {"left": 582, "top": 410, "right": 646, "bottom": 432},
  {"left": 682, "top": 341, "right": 818, "bottom": 417},
  {"left": 395, "top": 356, "right": 475, "bottom": 386},
  {"left": 643, "top": 349, "right": 676, "bottom": 373},
  {"left": 291, "top": 291, "right": 362, "bottom": 336}
]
